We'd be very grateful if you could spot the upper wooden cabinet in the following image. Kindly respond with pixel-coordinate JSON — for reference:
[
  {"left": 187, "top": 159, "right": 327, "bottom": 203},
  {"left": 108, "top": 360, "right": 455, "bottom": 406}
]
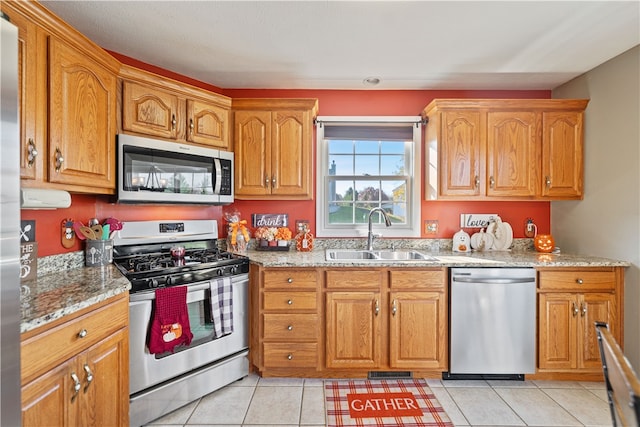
[
  {"left": 232, "top": 99, "right": 318, "bottom": 200},
  {"left": 423, "top": 99, "right": 588, "bottom": 200},
  {"left": 2, "top": 1, "right": 120, "bottom": 194},
  {"left": 120, "top": 66, "right": 232, "bottom": 150}
]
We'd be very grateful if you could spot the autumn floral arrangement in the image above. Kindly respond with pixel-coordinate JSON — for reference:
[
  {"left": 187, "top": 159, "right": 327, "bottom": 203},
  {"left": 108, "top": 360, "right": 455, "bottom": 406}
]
[
  {"left": 254, "top": 226, "right": 292, "bottom": 250},
  {"left": 223, "top": 208, "right": 250, "bottom": 254}
]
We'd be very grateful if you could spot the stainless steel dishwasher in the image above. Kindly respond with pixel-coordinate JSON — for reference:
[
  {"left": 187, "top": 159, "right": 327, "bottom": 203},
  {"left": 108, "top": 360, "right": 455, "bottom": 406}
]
[{"left": 445, "top": 267, "right": 536, "bottom": 380}]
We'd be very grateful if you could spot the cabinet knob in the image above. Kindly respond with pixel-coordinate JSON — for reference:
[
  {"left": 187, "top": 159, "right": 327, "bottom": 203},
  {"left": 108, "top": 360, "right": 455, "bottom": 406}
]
[
  {"left": 83, "top": 364, "right": 94, "bottom": 390},
  {"left": 474, "top": 175, "right": 480, "bottom": 189},
  {"left": 265, "top": 176, "right": 270, "bottom": 187},
  {"left": 287, "top": 278, "right": 293, "bottom": 283},
  {"left": 572, "top": 302, "right": 579, "bottom": 317},
  {"left": 71, "top": 372, "right": 81, "bottom": 399},
  {"left": 489, "top": 176, "right": 495, "bottom": 189},
  {"left": 287, "top": 299, "right": 293, "bottom": 305},
  {"left": 374, "top": 299, "right": 379, "bottom": 315},
  {"left": 171, "top": 114, "right": 177, "bottom": 130},
  {"left": 391, "top": 299, "right": 397, "bottom": 316},
  {"left": 581, "top": 303, "right": 587, "bottom": 317},
  {"left": 272, "top": 177, "right": 277, "bottom": 186},
  {"left": 287, "top": 354, "right": 293, "bottom": 360},
  {"left": 545, "top": 176, "right": 551, "bottom": 188},
  {"left": 287, "top": 325, "right": 293, "bottom": 331},
  {"left": 54, "top": 148, "right": 64, "bottom": 172},
  {"left": 77, "top": 329, "right": 88, "bottom": 338},
  {"left": 576, "top": 278, "right": 584, "bottom": 285},
  {"left": 189, "top": 118, "right": 194, "bottom": 134},
  {"left": 27, "top": 138, "right": 38, "bottom": 166}
]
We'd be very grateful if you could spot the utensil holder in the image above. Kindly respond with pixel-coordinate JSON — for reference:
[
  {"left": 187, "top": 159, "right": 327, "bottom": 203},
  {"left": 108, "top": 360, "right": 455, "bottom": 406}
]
[{"left": 85, "top": 239, "right": 113, "bottom": 266}]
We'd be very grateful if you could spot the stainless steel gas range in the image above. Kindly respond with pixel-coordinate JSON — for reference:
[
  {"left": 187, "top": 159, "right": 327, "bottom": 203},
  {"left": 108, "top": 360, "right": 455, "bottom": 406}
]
[{"left": 113, "top": 220, "right": 250, "bottom": 427}]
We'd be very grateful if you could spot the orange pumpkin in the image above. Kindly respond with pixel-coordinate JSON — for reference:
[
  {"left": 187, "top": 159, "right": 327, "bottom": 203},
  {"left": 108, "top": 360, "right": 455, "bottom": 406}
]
[{"left": 534, "top": 234, "right": 555, "bottom": 253}]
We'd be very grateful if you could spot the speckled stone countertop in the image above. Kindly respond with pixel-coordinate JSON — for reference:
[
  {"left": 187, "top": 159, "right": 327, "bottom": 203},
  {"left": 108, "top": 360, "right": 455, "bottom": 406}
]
[
  {"left": 20, "top": 253, "right": 131, "bottom": 333},
  {"left": 244, "top": 238, "right": 630, "bottom": 268}
]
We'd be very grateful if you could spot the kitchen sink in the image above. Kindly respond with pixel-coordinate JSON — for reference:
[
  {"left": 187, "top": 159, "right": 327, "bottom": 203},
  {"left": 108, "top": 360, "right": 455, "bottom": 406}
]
[{"left": 325, "top": 249, "right": 438, "bottom": 262}]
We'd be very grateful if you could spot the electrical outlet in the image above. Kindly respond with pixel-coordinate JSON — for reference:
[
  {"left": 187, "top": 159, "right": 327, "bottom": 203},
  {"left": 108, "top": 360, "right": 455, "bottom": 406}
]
[{"left": 424, "top": 220, "right": 438, "bottom": 235}]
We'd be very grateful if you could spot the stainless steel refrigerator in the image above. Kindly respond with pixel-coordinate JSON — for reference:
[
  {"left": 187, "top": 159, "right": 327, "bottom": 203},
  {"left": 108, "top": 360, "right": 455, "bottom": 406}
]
[{"left": 1, "top": 12, "right": 22, "bottom": 426}]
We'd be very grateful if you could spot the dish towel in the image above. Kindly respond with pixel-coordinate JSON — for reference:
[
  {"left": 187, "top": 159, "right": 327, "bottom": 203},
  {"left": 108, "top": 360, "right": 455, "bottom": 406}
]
[
  {"left": 210, "top": 277, "right": 233, "bottom": 338},
  {"left": 148, "top": 286, "right": 193, "bottom": 354}
]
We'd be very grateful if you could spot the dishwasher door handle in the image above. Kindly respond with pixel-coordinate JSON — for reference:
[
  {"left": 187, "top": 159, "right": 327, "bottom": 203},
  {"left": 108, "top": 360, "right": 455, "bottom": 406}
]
[{"left": 452, "top": 277, "right": 535, "bottom": 284}]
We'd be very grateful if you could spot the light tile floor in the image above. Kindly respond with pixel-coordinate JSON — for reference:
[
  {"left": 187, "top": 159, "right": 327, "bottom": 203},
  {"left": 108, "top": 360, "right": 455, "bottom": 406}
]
[{"left": 145, "top": 374, "right": 613, "bottom": 427}]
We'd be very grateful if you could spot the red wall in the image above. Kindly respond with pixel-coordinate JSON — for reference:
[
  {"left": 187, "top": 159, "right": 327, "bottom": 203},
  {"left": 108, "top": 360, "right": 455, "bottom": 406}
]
[{"left": 22, "top": 55, "right": 552, "bottom": 257}]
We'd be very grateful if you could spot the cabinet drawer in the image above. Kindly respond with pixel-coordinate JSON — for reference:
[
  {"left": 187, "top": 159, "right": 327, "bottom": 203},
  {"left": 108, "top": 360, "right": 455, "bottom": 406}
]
[
  {"left": 21, "top": 297, "right": 128, "bottom": 384},
  {"left": 326, "top": 270, "right": 383, "bottom": 289},
  {"left": 390, "top": 269, "right": 445, "bottom": 290},
  {"left": 263, "top": 343, "right": 318, "bottom": 368},
  {"left": 263, "top": 270, "right": 317, "bottom": 289},
  {"left": 263, "top": 291, "right": 317, "bottom": 311},
  {"left": 263, "top": 314, "right": 318, "bottom": 340},
  {"left": 538, "top": 270, "right": 616, "bottom": 291}
]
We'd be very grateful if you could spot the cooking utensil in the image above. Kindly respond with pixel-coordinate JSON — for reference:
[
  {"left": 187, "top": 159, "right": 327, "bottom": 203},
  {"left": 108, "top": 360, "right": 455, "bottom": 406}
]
[
  {"left": 88, "top": 217, "right": 99, "bottom": 227},
  {"left": 91, "top": 224, "right": 103, "bottom": 240},
  {"left": 104, "top": 217, "right": 123, "bottom": 239},
  {"left": 73, "top": 221, "right": 87, "bottom": 240},
  {"left": 78, "top": 226, "right": 97, "bottom": 240}
]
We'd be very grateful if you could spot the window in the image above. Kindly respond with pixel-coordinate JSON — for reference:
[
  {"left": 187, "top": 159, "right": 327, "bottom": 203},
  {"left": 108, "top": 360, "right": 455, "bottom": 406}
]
[{"left": 315, "top": 116, "right": 422, "bottom": 238}]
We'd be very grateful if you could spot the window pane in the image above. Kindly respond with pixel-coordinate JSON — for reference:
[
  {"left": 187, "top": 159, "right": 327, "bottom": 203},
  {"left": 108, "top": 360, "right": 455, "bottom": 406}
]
[
  {"left": 354, "top": 155, "right": 379, "bottom": 175},
  {"left": 380, "top": 154, "right": 405, "bottom": 175},
  {"left": 328, "top": 139, "right": 353, "bottom": 154},
  {"left": 355, "top": 140, "right": 379, "bottom": 154},
  {"left": 328, "top": 155, "right": 354, "bottom": 175},
  {"left": 381, "top": 140, "right": 405, "bottom": 154},
  {"left": 328, "top": 202, "right": 355, "bottom": 224}
]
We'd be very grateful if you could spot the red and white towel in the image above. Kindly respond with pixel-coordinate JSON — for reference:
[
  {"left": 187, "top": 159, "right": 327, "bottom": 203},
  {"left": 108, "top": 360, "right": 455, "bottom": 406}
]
[
  {"left": 210, "top": 277, "right": 233, "bottom": 338},
  {"left": 148, "top": 286, "right": 193, "bottom": 354}
]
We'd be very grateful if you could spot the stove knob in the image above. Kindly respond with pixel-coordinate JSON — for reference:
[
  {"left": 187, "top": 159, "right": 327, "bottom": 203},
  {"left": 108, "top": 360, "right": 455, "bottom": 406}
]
[
  {"left": 230, "top": 265, "right": 238, "bottom": 275},
  {"left": 166, "top": 277, "right": 173, "bottom": 286},
  {"left": 149, "top": 279, "right": 158, "bottom": 288},
  {"left": 216, "top": 268, "right": 224, "bottom": 277}
]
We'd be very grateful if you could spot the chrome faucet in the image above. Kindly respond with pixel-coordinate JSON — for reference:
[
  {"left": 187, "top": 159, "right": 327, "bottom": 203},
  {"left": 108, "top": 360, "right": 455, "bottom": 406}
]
[{"left": 367, "top": 207, "right": 392, "bottom": 250}]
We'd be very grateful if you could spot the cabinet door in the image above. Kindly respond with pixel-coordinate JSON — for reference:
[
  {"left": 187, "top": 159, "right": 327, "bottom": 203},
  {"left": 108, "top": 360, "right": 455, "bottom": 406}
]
[
  {"left": 3, "top": 5, "right": 42, "bottom": 181},
  {"left": 440, "top": 111, "right": 484, "bottom": 196},
  {"left": 48, "top": 37, "right": 116, "bottom": 191},
  {"left": 579, "top": 293, "right": 615, "bottom": 370},
  {"left": 77, "top": 328, "right": 129, "bottom": 427},
  {"left": 486, "top": 111, "right": 538, "bottom": 197},
  {"left": 389, "top": 291, "right": 446, "bottom": 370},
  {"left": 271, "top": 110, "right": 311, "bottom": 198},
  {"left": 325, "top": 292, "right": 381, "bottom": 369},
  {"left": 234, "top": 110, "right": 272, "bottom": 197},
  {"left": 22, "top": 362, "right": 69, "bottom": 427},
  {"left": 541, "top": 111, "right": 583, "bottom": 199},
  {"left": 186, "top": 99, "right": 229, "bottom": 149},
  {"left": 538, "top": 293, "right": 577, "bottom": 370},
  {"left": 122, "top": 80, "right": 180, "bottom": 139}
]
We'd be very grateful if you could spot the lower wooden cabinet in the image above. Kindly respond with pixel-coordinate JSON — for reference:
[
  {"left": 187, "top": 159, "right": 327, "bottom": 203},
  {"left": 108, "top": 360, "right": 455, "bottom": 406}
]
[
  {"left": 21, "top": 295, "right": 129, "bottom": 427},
  {"left": 537, "top": 268, "right": 622, "bottom": 377}
]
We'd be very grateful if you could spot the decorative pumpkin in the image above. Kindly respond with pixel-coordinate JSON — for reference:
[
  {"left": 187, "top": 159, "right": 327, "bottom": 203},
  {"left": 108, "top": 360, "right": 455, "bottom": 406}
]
[{"left": 534, "top": 234, "right": 555, "bottom": 253}]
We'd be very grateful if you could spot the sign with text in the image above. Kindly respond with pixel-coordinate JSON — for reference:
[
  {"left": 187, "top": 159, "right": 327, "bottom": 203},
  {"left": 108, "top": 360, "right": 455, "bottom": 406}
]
[
  {"left": 20, "top": 241, "right": 38, "bottom": 281},
  {"left": 251, "top": 214, "right": 289, "bottom": 228},
  {"left": 460, "top": 214, "right": 499, "bottom": 228},
  {"left": 347, "top": 392, "right": 423, "bottom": 418}
]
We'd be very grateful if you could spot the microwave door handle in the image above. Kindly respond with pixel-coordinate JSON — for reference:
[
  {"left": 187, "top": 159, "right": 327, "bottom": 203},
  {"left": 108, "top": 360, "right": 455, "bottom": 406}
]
[{"left": 213, "top": 158, "right": 222, "bottom": 194}]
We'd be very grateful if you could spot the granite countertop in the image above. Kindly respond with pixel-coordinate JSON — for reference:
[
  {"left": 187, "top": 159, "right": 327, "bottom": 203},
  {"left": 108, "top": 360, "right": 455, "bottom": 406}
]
[
  {"left": 20, "top": 264, "right": 131, "bottom": 334},
  {"left": 245, "top": 244, "right": 630, "bottom": 269}
]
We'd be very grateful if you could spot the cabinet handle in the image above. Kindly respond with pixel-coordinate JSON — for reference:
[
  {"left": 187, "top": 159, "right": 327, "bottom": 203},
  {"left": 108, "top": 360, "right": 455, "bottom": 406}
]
[
  {"left": 77, "top": 329, "right": 88, "bottom": 338},
  {"left": 71, "top": 372, "right": 81, "bottom": 400},
  {"left": 171, "top": 114, "right": 176, "bottom": 130},
  {"left": 287, "top": 278, "right": 293, "bottom": 283},
  {"left": 576, "top": 278, "right": 584, "bottom": 285},
  {"left": 572, "top": 302, "right": 579, "bottom": 317},
  {"left": 287, "top": 325, "right": 293, "bottom": 331},
  {"left": 474, "top": 175, "right": 480, "bottom": 188},
  {"left": 83, "top": 364, "right": 94, "bottom": 390},
  {"left": 581, "top": 303, "right": 587, "bottom": 317},
  {"left": 265, "top": 176, "right": 270, "bottom": 187},
  {"left": 287, "top": 299, "right": 293, "bottom": 305},
  {"left": 287, "top": 354, "right": 293, "bottom": 360},
  {"left": 489, "top": 176, "right": 495, "bottom": 189},
  {"left": 374, "top": 299, "right": 379, "bottom": 316},
  {"left": 189, "top": 118, "right": 194, "bottom": 134},
  {"left": 54, "top": 148, "right": 64, "bottom": 172},
  {"left": 27, "top": 138, "right": 38, "bottom": 166},
  {"left": 545, "top": 176, "right": 551, "bottom": 188},
  {"left": 272, "top": 176, "right": 277, "bottom": 186},
  {"left": 391, "top": 299, "right": 397, "bottom": 316}
]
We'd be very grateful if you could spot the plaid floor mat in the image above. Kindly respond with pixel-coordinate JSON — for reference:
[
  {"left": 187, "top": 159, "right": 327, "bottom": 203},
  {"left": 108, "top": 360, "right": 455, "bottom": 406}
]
[{"left": 325, "top": 379, "right": 453, "bottom": 427}]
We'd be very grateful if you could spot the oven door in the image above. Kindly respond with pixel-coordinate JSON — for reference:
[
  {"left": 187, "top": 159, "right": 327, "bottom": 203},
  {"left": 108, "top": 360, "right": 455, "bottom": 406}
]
[{"left": 128, "top": 274, "right": 248, "bottom": 395}]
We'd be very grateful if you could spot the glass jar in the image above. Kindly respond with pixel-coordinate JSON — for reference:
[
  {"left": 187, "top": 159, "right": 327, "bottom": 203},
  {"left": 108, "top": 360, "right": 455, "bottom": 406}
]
[{"left": 295, "top": 224, "right": 314, "bottom": 252}]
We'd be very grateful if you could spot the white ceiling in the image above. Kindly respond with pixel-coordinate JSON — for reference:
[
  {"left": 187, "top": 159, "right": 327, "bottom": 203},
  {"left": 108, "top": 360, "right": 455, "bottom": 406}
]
[{"left": 40, "top": 1, "right": 640, "bottom": 90}]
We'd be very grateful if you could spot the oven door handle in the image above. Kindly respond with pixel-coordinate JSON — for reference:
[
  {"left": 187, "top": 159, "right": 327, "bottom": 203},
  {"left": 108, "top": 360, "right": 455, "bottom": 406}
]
[{"left": 129, "top": 282, "right": 211, "bottom": 303}]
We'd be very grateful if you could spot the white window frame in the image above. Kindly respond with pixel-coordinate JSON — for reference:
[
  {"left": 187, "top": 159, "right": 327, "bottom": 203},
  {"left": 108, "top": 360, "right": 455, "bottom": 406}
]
[{"left": 315, "top": 116, "right": 422, "bottom": 238}]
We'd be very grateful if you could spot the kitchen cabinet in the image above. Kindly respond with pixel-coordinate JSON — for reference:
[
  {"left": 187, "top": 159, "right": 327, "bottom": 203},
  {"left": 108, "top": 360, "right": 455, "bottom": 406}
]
[
  {"left": 537, "top": 268, "right": 622, "bottom": 376},
  {"left": 250, "top": 266, "right": 320, "bottom": 375},
  {"left": 233, "top": 98, "right": 318, "bottom": 200},
  {"left": 120, "top": 66, "right": 232, "bottom": 150},
  {"left": 20, "top": 294, "right": 129, "bottom": 427},
  {"left": 3, "top": 1, "right": 120, "bottom": 194},
  {"left": 423, "top": 99, "right": 588, "bottom": 200},
  {"left": 325, "top": 268, "right": 447, "bottom": 373}
]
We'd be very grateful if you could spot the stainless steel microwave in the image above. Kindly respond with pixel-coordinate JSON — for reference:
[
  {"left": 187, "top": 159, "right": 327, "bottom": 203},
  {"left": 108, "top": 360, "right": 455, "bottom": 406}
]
[{"left": 117, "top": 134, "right": 233, "bottom": 205}]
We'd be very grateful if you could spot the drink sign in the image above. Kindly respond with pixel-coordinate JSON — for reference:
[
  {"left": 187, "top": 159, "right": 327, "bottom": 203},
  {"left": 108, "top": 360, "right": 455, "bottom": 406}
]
[
  {"left": 459, "top": 214, "right": 499, "bottom": 228},
  {"left": 251, "top": 214, "right": 289, "bottom": 228}
]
